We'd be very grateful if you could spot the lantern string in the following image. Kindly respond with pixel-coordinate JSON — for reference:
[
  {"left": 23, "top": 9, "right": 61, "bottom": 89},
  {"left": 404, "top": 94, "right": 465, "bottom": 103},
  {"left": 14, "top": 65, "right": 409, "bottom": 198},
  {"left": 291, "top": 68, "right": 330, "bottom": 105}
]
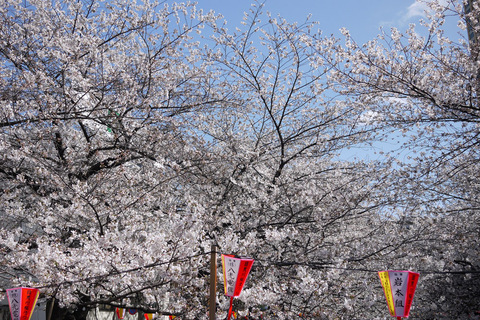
[{"left": 251, "top": 258, "right": 480, "bottom": 274}]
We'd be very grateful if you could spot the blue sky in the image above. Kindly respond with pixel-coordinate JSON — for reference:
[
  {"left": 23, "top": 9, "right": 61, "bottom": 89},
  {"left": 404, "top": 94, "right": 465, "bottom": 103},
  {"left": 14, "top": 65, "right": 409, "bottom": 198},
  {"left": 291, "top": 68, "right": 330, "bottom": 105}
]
[
  {"left": 192, "top": 0, "right": 463, "bottom": 162},
  {"left": 193, "top": 0, "right": 446, "bottom": 43}
]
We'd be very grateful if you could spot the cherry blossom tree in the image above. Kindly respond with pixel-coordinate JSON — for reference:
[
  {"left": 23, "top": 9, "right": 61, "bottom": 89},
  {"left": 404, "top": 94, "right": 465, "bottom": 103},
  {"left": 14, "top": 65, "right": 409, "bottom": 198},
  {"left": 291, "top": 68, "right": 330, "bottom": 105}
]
[
  {"left": 179, "top": 3, "right": 422, "bottom": 319},
  {"left": 0, "top": 0, "right": 396, "bottom": 318},
  {"left": 0, "top": 0, "right": 221, "bottom": 318},
  {"left": 326, "top": 0, "right": 480, "bottom": 317},
  {"left": 1, "top": 0, "right": 479, "bottom": 319}
]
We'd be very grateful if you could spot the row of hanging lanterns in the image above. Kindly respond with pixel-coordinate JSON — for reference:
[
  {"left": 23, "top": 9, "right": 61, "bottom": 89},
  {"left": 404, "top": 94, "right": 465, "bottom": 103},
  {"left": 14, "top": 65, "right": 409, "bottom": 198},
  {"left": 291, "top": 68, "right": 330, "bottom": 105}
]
[{"left": 4, "top": 254, "right": 419, "bottom": 320}]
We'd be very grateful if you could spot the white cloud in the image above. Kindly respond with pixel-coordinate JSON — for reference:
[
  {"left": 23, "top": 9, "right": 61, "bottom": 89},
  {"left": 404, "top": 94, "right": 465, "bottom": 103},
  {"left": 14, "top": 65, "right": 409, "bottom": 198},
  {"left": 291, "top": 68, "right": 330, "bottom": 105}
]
[
  {"left": 378, "top": 1, "right": 430, "bottom": 28},
  {"left": 401, "top": 0, "right": 449, "bottom": 22},
  {"left": 404, "top": 1, "right": 429, "bottom": 20}
]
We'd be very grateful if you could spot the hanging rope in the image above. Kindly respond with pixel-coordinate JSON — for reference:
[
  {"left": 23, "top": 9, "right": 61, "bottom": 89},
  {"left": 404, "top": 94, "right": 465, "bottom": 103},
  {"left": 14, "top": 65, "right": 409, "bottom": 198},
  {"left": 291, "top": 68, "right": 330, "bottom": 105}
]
[{"left": 253, "top": 258, "right": 480, "bottom": 274}]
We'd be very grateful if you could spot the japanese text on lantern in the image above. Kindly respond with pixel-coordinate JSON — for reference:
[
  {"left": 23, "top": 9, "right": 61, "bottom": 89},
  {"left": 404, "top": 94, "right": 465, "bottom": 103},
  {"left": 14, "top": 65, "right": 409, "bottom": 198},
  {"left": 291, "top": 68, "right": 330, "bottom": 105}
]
[
  {"left": 221, "top": 254, "right": 254, "bottom": 298},
  {"left": 378, "top": 270, "right": 419, "bottom": 318},
  {"left": 389, "top": 271, "right": 408, "bottom": 317},
  {"left": 7, "top": 288, "right": 21, "bottom": 320},
  {"left": 378, "top": 271, "right": 395, "bottom": 316},
  {"left": 6, "top": 288, "right": 39, "bottom": 320}
]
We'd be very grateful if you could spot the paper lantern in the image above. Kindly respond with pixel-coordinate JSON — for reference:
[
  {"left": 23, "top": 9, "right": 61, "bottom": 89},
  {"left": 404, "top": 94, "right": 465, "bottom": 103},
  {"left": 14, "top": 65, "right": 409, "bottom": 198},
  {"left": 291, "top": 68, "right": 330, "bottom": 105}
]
[
  {"left": 6, "top": 287, "right": 40, "bottom": 320},
  {"left": 115, "top": 308, "right": 126, "bottom": 319},
  {"left": 221, "top": 254, "right": 254, "bottom": 320},
  {"left": 378, "top": 270, "right": 419, "bottom": 319},
  {"left": 144, "top": 313, "right": 155, "bottom": 320},
  {"left": 221, "top": 254, "right": 254, "bottom": 297}
]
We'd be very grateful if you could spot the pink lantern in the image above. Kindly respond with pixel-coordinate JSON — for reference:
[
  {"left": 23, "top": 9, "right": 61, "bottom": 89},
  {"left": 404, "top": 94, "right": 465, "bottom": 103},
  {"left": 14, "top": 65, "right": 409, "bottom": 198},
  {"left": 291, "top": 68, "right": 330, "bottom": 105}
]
[
  {"left": 378, "top": 270, "right": 420, "bottom": 319},
  {"left": 221, "top": 254, "right": 254, "bottom": 320}
]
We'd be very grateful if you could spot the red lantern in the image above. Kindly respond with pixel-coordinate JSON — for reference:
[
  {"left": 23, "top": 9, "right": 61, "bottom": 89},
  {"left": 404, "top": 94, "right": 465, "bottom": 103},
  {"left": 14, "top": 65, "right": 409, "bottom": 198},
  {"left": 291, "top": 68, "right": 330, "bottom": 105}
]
[
  {"left": 115, "top": 308, "right": 126, "bottom": 319},
  {"left": 6, "top": 287, "right": 40, "bottom": 320},
  {"left": 378, "top": 270, "right": 420, "bottom": 319},
  {"left": 221, "top": 254, "right": 254, "bottom": 320},
  {"left": 144, "top": 313, "right": 155, "bottom": 320}
]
